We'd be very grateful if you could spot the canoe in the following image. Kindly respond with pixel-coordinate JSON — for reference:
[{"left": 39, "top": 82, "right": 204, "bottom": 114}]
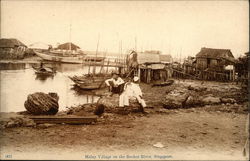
[{"left": 32, "top": 66, "right": 56, "bottom": 76}]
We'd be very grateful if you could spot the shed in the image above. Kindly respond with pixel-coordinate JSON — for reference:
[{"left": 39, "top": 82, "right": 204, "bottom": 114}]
[{"left": 139, "top": 62, "right": 172, "bottom": 83}]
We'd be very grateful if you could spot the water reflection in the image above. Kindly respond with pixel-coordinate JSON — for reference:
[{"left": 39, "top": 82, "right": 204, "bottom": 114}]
[
  {"left": 0, "top": 62, "right": 111, "bottom": 112},
  {"left": 35, "top": 74, "right": 55, "bottom": 81},
  {"left": 0, "top": 63, "right": 26, "bottom": 70}
]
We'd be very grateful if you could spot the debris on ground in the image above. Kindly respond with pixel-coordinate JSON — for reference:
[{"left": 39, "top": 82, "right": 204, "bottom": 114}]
[
  {"left": 152, "top": 79, "right": 174, "bottom": 87},
  {"left": 153, "top": 142, "right": 165, "bottom": 148},
  {"left": 0, "top": 113, "right": 36, "bottom": 129}
]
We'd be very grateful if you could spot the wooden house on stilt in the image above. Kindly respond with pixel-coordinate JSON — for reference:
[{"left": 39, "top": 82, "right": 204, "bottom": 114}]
[{"left": 127, "top": 50, "right": 173, "bottom": 83}]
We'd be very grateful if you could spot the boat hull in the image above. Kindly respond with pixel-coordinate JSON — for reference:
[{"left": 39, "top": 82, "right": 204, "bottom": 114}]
[
  {"left": 34, "top": 50, "right": 85, "bottom": 64},
  {"left": 69, "top": 75, "right": 107, "bottom": 90}
]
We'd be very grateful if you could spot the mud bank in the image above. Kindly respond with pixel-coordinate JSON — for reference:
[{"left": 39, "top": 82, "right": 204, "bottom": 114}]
[
  {"left": 0, "top": 111, "right": 248, "bottom": 160},
  {"left": 0, "top": 79, "right": 248, "bottom": 160}
]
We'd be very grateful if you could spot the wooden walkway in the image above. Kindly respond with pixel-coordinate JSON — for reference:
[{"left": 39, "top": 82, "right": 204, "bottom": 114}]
[{"left": 29, "top": 115, "right": 97, "bottom": 124}]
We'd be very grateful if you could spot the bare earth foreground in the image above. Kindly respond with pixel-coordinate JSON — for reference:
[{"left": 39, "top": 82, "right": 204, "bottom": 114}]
[{"left": 0, "top": 80, "right": 248, "bottom": 160}]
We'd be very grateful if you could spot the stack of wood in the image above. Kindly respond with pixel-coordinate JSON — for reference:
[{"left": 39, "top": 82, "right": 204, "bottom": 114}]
[{"left": 24, "top": 92, "right": 59, "bottom": 115}]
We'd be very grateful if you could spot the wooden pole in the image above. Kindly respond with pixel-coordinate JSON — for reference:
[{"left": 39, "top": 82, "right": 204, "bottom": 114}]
[
  {"left": 99, "top": 50, "right": 107, "bottom": 74},
  {"left": 93, "top": 34, "right": 100, "bottom": 76},
  {"left": 106, "top": 59, "right": 110, "bottom": 74}
]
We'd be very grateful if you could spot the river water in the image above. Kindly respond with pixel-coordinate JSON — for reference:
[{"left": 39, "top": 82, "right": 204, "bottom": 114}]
[{"left": 0, "top": 62, "right": 113, "bottom": 112}]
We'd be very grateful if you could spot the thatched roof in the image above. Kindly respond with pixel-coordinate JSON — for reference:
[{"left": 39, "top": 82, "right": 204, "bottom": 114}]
[
  {"left": 196, "top": 47, "right": 234, "bottom": 59},
  {"left": 159, "top": 54, "right": 172, "bottom": 63},
  {"left": 57, "top": 42, "right": 80, "bottom": 50},
  {"left": 0, "top": 38, "right": 27, "bottom": 48},
  {"left": 137, "top": 52, "right": 160, "bottom": 64}
]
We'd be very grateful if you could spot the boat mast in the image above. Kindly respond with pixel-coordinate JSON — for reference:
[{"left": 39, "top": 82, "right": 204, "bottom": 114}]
[
  {"left": 69, "top": 0, "right": 72, "bottom": 52},
  {"left": 69, "top": 23, "right": 72, "bottom": 51},
  {"left": 93, "top": 34, "right": 100, "bottom": 76},
  {"left": 135, "top": 36, "right": 137, "bottom": 52}
]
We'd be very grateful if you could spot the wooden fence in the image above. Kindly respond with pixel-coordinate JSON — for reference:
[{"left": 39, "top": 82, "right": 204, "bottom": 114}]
[{"left": 172, "top": 68, "right": 235, "bottom": 82}]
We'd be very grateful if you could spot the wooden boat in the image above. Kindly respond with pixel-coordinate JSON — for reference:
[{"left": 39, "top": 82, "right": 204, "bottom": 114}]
[
  {"left": 69, "top": 74, "right": 109, "bottom": 90},
  {"left": 34, "top": 50, "right": 85, "bottom": 64},
  {"left": 34, "top": 50, "right": 106, "bottom": 64},
  {"left": 32, "top": 66, "right": 56, "bottom": 76}
]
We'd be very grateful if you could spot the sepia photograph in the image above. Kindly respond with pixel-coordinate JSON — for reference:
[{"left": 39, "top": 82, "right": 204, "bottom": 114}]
[{"left": 0, "top": 0, "right": 249, "bottom": 160}]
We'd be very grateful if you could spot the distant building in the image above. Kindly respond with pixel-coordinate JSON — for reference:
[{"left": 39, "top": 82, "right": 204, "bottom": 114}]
[
  {"left": 196, "top": 47, "right": 236, "bottom": 71},
  {"left": 0, "top": 38, "right": 27, "bottom": 59},
  {"left": 57, "top": 42, "right": 80, "bottom": 51}
]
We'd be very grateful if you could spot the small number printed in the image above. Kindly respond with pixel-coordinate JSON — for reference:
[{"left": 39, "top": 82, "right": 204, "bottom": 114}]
[{"left": 5, "top": 154, "right": 12, "bottom": 158}]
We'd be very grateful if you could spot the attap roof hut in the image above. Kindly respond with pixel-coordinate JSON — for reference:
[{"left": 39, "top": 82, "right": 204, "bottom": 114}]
[
  {"left": 195, "top": 47, "right": 236, "bottom": 70},
  {"left": 137, "top": 51, "right": 160, "bottom": 64},
  {"left": 0, "top": 38, "right": 27, "bottom": 48},
  {"left": 196, "top": 47, "right": 235, "bottom": 60}
]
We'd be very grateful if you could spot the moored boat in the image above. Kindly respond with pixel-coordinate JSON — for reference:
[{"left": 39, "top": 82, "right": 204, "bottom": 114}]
[
  {"left": 32, "top": 65, "right": 56, "bottom": 76},
  {"left": 69, "top": 74, "right": 109, "bottom": 90},
  {"left": 34, "top": 50, "right": 86, "bottom": 64},
  {"left": 34, "top": 50, "right": 106, "bottom": 64}
]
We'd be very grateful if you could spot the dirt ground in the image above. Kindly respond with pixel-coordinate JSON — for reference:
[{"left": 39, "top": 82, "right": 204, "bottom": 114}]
[{"left": 0, "top": 80, "right": 249, "bottom": 160}]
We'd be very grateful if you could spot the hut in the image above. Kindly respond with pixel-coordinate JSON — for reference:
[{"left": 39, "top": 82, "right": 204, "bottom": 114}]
[
  {"left": 195, "top": 47, "right": 236, "bottom": 81},
  {"left": 127, "top": 50, "right": 172, "bottom": 83},
  {"left": 137, "top": 51, "right": 161, "bottom": 64},
  {"left": 196, "top": 47, "right": 236, "bottom": 71},
  {"left": 0, "top": 38, "right": 27, "bottom": 59},
  {"left": 57, "top": 42, "right": 80, "bottom": 51}
]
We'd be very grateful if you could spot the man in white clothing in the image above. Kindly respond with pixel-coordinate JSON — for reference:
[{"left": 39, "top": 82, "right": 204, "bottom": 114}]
[
  {"left": 105, "top": 72, "right": 125, "bottom": 94},
  {"left": 119, "top": 76, "right": 146, "bottom": 112}
]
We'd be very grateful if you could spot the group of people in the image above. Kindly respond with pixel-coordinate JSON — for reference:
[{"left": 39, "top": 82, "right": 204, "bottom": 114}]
[{"left": 105, "top": 72, "right": 146, "bottom": 112}]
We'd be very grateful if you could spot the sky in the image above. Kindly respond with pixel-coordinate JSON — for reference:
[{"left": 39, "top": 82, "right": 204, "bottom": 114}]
[{"left": 0, "top": 0, "right": 249, "bottom": 59}]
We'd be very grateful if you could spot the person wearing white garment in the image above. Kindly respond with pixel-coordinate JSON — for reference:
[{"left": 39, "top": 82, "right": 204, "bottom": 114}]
[{"left": 119, "top": 76, "right": 146, "bottom": 112}]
